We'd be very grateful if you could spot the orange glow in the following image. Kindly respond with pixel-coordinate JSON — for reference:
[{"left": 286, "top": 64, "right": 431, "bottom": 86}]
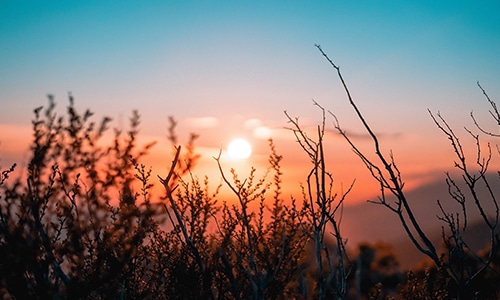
[
  {"left": 2, "top": 117, "right": 498, "bottom": 208},
  {"left": 135, "top": 126, "right": 461, "bottom": 206},
  {"left": 3, "top": 110, "right": 500, "bottom": 255}
]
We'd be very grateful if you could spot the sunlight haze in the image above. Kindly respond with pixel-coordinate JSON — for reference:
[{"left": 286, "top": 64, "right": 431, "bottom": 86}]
[{"left": 1, "top": 0, "right": 500, "bottom": 207}]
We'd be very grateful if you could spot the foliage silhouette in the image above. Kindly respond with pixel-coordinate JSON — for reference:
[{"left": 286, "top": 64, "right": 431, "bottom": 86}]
[{"left": 0, "top": 96, "right": 338, "bottom": 299}]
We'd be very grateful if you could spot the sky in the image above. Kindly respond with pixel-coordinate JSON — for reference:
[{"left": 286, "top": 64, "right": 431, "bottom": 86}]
[{"left": 1, "top": 1, "right": 500, "bottom": 206}]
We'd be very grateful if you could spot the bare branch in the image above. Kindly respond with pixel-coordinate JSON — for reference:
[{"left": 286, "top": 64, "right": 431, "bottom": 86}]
[
  {"left": 471, "top": 82, "right": 500, "bottom": 137},
  {"left": 317, "top": 44, "right": 439, "bottom": 265}
]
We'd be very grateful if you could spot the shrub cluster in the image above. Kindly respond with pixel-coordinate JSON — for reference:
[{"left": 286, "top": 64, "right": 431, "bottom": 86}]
[{"left": 0, "top": 98, "right": 350, "bottom": 299}]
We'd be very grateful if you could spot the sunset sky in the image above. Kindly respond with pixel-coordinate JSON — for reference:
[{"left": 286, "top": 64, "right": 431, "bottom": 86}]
[{"left": 1, "top": 1, "right": 500, "bottom": 205}]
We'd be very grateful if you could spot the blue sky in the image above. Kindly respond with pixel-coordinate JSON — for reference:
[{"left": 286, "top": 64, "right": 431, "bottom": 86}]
[{"left": 1, "top": 1, "right": 500, "bottom": 190}]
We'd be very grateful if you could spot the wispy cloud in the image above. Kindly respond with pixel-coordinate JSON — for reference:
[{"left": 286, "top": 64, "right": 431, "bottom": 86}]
[
  {"left": 244, "top": 118, "right": 263, "bottom": 130},
  {"left": 252, "top": 126, "right": 273, "bottom": 139},
  {"left": 243, "top": 118, "right": 296, "bottom": 140},
  {"left": 185, "top": 116, "right": 219, "bottom": 128},
  {"left": 325, "top": 128, "right": 403, "bottom": 141}
]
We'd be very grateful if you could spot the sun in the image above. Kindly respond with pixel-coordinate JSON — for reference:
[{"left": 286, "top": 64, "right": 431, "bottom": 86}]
[{"left": 227, "top": 138, "right": 252, "bottom": 160}]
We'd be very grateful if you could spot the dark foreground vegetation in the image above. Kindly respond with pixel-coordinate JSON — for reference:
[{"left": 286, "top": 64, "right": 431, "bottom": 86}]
[{"left": 1, "top": 48, "right": 499, "bottom": 299}]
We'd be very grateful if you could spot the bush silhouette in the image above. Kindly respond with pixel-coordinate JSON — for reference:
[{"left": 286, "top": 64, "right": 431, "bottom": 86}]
[{"left": 0, "top": 96, "right": 344, "bottom": 299}]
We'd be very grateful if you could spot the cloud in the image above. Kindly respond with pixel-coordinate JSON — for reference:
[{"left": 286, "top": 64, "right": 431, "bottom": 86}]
[
  {"left": 252, "top": 126, "right": 273, "bottom": 139},
  {"left": 325, "top": 128, "right": 403, "bottom": 140},
  {"left": 185, "top": 116, "right": 219, "bottom": 128},
  {"left": 244, "top": 118, "right": 263, "bottom": 130},
  {"left": 250, "top": 126, "right": 298, "bottom": 141},
  {"left": 243, "top": 118, "right": 294, "bottom": 140}
]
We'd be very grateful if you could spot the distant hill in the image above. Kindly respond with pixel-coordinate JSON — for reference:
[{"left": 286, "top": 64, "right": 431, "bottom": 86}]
[{"left": 341, "top": 172, "right": 500, "bottom": 269}]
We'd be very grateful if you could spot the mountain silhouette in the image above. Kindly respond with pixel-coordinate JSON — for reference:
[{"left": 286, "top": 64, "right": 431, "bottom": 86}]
[{"left": 342, "top": 172, "right": 500, "bottom": 269}]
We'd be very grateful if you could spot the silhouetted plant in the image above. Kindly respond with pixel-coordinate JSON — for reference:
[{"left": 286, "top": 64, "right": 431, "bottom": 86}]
[
  {"left": 286, "top": 102, "right": 354, "bottom": 299},
  {"left": 210, "top": 139, "right": 311, "bottom": 299},
  {"left": 0, "top": 96, "right": 159, "bottom": 299},
  {"left": 399, "top": 267, "right": 450, "bottom": 300},
  {"left": 0, "top": 95, "right": 318, "bottom": 299},
  {"left": 315, "top": 44, "right": 500, "bottom": 299},
  {"left": 346, "top": 242, "right": 403, "bottom": 299}
]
